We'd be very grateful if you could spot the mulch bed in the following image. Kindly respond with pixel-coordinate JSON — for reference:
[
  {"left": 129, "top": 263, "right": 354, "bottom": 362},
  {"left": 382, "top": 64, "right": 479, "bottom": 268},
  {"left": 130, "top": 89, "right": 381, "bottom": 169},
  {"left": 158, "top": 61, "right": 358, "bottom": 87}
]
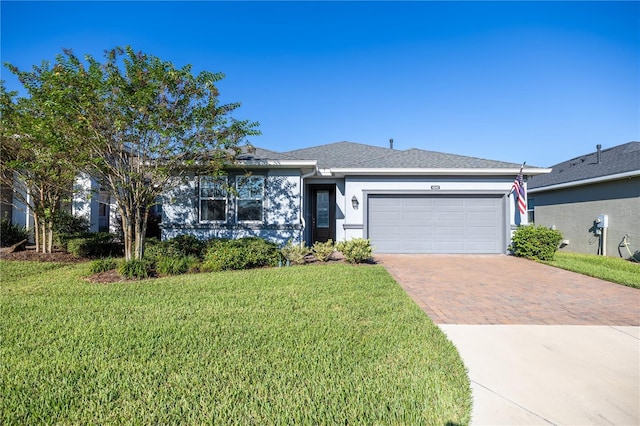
[{"left": 0, "top": 247, "right": 90, "bottom": 263}]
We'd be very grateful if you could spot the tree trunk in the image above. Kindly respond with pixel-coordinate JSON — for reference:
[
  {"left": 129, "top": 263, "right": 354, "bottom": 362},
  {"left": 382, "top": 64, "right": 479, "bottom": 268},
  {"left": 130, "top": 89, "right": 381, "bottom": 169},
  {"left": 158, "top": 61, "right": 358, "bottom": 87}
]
[
  {"left": 47, "top": 219, "right": 54, "bottom": 253},
  {"left": 33, "top": 214, "right": 41, "bottom": 253},
  {"left": 120, "top": 204, "right": 150, "bottom": 261},
  {"left": 132, "top": 207, "right": 149, "bottom": 261},
  {"left": 124, "top": 219, "right": 134, "bottom": 261}
]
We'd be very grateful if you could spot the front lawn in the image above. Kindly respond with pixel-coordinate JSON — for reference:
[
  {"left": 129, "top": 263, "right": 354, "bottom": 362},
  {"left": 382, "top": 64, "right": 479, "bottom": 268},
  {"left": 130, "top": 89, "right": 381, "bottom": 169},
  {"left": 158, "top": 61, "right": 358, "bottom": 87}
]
[
  {"left": 0, "top": 261, "right": 471, "bottom": 424},
  {"left": 544, "top": 252, "right": 640, "bottom": 288}
]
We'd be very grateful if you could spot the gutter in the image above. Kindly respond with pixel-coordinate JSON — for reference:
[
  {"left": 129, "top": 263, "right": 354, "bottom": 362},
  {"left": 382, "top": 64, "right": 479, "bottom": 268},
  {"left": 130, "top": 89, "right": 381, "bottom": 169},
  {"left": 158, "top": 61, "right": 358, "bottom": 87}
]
[
  {"left": 229, "top": 160, "right": 318, "bottom": 169},
  {"left": 326, "top": 167, "right": 552, "bottom": 177}
]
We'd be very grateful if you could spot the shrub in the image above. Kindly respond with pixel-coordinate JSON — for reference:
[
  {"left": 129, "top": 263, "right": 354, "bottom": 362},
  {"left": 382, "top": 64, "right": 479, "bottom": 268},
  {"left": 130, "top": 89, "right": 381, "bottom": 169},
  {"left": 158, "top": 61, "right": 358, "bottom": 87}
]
[
  {"left": 89, "top": 257, "right": 118, "bottom": 274},
  {"left": 0, "top": 219, "right": 29, "bottom": 247},
  {"left": 53, "top": 211, "right": 90, "bottom": 235},
  {"left": 312, "top": 239, "right": 335, "bottom": 262},
  {"left": 144, "top": 235, "right": 207, "bottom": 262},
  {"left": 118, "top": 259, "right": 152, "bottom": 280},
  {"left": 165, "top": 234, "right": 207, "bottom": 258},
  {"left": 509, "top": 225, "right": 563, "bottom": 261},
  {"left": 202, "top": 237, "right": 280, "bottom": 272},
  {"left": 336, "top": 238, "right": 374, "bottom": 264},
  {"left": 52, "top": 211, "right": 90, "bottom": 249},
  {"left": 143, "top": 238, "right": 172, "bottom": 263},
  {"left": 155, "top": 255, "right": 200, "bottom": 275},
  {"left": 281, "top": 240, "right": 310, "bottom": 265},
  {"left": 66, "top": 233, "right": 122, "bottom": 258}
]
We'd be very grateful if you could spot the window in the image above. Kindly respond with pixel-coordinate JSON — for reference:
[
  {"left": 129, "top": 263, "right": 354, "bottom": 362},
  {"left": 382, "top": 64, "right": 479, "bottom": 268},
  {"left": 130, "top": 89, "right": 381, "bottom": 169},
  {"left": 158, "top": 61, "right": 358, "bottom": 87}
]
[
  {"left": 200, "top": 176, "right": 227, "bottom": 222},
  {"left": 236, "top": 175, "right": 264, "bottom": 222},
  {"left": 527, "top": 197, "right": 535, "bottom": 224}
]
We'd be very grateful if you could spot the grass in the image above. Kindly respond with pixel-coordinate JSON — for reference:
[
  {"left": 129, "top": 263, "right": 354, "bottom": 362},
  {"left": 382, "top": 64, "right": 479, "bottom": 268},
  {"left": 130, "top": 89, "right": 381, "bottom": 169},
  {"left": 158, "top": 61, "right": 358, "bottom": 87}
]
[
  {"left": 543, "top": 252, "right": 640, "bottom": 288},
  {"left": 0, "top": 260, "right": 471, "bottom": 425}
]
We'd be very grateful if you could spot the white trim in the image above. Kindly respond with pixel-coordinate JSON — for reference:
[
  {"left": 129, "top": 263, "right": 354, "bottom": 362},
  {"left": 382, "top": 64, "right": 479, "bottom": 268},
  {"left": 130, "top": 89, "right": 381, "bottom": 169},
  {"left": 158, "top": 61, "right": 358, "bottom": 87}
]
[
  {"left": 232, "top": 160, "right": 318, "bottom": 169},
  {"left": 326, "top": 167, "right": 551, "bottom": 177},
  {"left": 528, "top": 170, "right": 640, "bottom": 193}
]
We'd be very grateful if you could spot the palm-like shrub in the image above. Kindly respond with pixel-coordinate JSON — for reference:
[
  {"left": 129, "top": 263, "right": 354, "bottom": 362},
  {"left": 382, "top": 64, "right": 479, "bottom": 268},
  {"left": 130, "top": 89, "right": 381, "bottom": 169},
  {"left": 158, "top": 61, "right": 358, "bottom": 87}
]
[
  {"left": 281, "top": 240, "right": 310, "bottom": 265},
  {"left": 312, "top": 239, "right": 335, "bottom": 262},
  {"left": 336, "top": 238, "right": 374, "bottom": 264}
]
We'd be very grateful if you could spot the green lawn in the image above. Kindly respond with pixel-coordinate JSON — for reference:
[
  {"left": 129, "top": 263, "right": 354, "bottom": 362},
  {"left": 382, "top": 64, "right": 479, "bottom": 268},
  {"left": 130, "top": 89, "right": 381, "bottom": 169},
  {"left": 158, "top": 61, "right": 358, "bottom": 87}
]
[
  {"left": 544, "top": 252, "right": 640, "bottom": 288},
  {"left": 0, "top": 260, "right": 471, "bottom": 425}
]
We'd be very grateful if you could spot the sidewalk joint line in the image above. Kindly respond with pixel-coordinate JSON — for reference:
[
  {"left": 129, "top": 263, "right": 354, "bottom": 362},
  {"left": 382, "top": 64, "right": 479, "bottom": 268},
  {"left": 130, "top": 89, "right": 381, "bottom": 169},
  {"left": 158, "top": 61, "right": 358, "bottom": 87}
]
[{"left": 471, "top": 380, "right": 557, "bottom": 425}]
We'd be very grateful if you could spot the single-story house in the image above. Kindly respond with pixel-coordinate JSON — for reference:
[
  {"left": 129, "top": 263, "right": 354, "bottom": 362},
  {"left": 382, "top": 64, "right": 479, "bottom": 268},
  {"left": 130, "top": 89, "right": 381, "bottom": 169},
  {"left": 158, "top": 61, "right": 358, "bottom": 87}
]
[
  {"left": 162, "top": 141, "right": 550, "bottom": 254},
  {"left": 528, "top": 142, "right": 640, "bottom": 258}
]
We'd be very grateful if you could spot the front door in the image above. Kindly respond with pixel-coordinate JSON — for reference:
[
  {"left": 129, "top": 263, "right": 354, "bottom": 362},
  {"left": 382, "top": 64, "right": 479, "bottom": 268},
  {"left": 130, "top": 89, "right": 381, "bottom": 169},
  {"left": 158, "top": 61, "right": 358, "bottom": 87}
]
[{"left": 311, "top": 185, "right": 335, "bottom": 243}]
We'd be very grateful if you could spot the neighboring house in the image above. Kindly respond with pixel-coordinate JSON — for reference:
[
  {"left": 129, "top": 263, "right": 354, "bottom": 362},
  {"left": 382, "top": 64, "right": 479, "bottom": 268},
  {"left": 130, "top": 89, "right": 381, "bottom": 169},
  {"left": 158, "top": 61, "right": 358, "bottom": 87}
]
[
  {"left": 3, "top": 173, "right": 116, "bottom": 235},
  {"left": 72, "top": 173, "right": 118, "bottom": 233},
  {"left": 528, "top": 142, "right": 640, "bottom": 258},
  {"left": 162, "top": 141, "right": 550, "bottom": 254}
]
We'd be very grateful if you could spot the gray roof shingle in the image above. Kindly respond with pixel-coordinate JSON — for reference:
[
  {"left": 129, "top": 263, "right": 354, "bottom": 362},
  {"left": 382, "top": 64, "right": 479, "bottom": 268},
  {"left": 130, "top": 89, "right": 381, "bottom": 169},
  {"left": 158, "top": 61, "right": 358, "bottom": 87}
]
[
  {"left": 528, "top": 142, "right": 640, "bottom": 189},
  {"left": 280, "top": 141, "right": 526, "bottom": 169},
  {"left": 284, "top": 141, "right": 394, "bottom": 168}
]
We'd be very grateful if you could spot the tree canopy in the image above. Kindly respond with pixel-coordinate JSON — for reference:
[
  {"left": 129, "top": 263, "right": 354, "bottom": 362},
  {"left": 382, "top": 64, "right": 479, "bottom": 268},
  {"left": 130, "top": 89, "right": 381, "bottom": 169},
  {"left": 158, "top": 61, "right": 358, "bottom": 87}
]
[{"left": 4, "top": 46, "right": 260, "bottom": 259}]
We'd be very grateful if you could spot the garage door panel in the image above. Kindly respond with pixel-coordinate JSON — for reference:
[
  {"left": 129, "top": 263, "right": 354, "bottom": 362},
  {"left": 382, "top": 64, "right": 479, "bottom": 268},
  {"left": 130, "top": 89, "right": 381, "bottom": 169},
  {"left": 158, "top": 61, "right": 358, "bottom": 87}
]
[
  {"left": 435, "top": 198, "right": 465, "bottom": 206},
  {"left": 434, "top": 241, "right": 465, "bottom": 251},
  {"left": 435, "top": 211, "right": 465, "bottom": 222},
  {"left": 402, "top": 227, "right": 434, "bottom": 238},
  {"left": 403, "top": 198, "right": 433, "bottom": 207},
  {"left": 466, "top": 198, "right": 497, "bottom": 206},
  {"left": 466, "top": 241, "right": 500, "bottom": 252},
  {"left": 469, "top": 211, "right": 498, "bottom": 221},
  {"left": 403, "top": 212, "right": 430, "bottom": 222},
  {"left": 436, "top": 226, "right": 465, "bottom": 236},
  {"left": 467, "top": 226, "right": 498, "bottom": 236},
  {"left": 373, "top": 226, "right": 402, "bottom": 236},
  {"left": 368, "top": 195, "right": 504, "bottom": 254}
]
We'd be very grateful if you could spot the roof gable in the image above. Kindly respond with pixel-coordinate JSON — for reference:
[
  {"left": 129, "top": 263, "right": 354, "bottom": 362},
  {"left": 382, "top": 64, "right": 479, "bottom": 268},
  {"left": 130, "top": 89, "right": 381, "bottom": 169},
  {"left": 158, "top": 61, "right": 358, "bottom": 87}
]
[{"left": 528, "top": 142, "right": 640, "bottom": 190}]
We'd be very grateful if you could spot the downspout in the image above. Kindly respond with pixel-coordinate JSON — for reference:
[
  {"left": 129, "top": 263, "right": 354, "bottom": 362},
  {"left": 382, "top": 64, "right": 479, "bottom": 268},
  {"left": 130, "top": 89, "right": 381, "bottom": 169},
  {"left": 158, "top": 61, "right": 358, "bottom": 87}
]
[{"left": 299, "top": 165, "right": 319, "bottom": 245}]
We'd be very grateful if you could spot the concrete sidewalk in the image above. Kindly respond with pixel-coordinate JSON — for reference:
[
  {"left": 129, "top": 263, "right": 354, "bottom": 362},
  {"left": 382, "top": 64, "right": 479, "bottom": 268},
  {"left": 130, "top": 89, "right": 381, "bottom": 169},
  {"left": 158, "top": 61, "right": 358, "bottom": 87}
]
[
  {"left": 440, "top": 325, "right": 639, "bottom": 425},
  {"left": 377, "top": 254, "right": 640, "bottom": 425}
]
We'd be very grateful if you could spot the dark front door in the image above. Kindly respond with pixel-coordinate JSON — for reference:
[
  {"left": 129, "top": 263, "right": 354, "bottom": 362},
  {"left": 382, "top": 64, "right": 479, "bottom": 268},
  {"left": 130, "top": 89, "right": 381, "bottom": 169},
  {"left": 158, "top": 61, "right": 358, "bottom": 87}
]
[{"left": 311, "top": 185, "right": 335, "bottom": 243}]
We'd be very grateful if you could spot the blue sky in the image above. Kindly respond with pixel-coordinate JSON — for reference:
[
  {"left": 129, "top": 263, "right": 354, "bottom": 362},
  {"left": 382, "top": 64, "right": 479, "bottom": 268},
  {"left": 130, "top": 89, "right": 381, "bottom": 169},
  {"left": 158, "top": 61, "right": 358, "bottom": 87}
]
[{"left": 2, "top": 1, "right": 638, "bottom": 167}]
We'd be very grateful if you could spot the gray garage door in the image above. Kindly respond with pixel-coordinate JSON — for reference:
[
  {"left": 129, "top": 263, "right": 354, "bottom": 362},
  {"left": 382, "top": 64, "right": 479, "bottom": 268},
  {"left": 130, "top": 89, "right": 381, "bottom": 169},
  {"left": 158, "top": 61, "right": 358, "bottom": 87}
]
[{"left": 368, "top": 195, "right": 505, "bottom": 254}]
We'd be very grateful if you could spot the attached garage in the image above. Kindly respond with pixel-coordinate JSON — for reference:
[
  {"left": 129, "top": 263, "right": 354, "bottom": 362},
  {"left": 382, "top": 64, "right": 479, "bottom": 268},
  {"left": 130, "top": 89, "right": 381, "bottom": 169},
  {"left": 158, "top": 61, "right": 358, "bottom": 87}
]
[{"left": 367, "top": 194, "right": 506, "bottom": 254}]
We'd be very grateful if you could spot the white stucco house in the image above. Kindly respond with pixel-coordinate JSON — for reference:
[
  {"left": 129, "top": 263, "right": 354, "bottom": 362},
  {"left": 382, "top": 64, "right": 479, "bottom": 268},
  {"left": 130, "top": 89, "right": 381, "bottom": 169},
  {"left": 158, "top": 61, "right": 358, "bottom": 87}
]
[
  {"left": 161, "top": 141, "right": 550, "bottom": 254},
  {"left": 4, "top": 173, "right": 117, "bottom": 236}
]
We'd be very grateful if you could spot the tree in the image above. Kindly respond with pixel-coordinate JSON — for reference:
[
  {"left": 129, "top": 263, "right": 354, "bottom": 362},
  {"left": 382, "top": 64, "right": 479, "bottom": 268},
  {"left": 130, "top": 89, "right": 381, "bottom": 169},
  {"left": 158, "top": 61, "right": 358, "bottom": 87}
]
[
  {"left": 6, "top": 47, "right": 259, "bottom": 260},
  {"left": 0, "top": 82, "right": 82, "bottom": 253}
]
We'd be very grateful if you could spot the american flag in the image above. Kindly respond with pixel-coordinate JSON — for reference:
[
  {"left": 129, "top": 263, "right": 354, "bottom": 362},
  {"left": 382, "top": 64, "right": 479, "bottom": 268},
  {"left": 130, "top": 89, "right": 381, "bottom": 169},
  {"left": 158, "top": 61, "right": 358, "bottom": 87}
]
[{"left": 512, "top": 165, "right": 527, "bottom": 215}]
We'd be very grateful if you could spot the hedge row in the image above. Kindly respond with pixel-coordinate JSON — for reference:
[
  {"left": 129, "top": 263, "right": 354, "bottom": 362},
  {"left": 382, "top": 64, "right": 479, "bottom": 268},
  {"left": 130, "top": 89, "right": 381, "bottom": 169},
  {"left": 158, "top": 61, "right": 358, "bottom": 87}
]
[{"left": 89, "top": 236, "right": 375, "bottom": 280}]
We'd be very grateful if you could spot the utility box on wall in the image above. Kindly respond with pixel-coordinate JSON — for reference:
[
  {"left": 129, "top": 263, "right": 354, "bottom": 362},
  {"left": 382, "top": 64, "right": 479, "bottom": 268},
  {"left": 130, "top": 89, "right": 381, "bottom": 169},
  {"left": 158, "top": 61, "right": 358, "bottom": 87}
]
[{"left": 596, "top": 214, "right": 609, "bottom": 229}]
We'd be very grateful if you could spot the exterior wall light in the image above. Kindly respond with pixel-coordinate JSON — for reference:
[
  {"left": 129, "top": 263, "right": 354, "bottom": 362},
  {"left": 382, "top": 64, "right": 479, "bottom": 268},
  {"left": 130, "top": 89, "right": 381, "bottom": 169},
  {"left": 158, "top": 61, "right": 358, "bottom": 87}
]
[{"left": 351, "top": 195, "right": 359, "bottom": 210}]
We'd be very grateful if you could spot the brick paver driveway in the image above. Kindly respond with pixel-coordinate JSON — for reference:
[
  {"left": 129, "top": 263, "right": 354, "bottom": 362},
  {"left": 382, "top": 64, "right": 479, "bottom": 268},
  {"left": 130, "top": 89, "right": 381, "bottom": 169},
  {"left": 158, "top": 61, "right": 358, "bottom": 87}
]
[{"left": 377, "top": 254, "right": 640, "bottom": 325}]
